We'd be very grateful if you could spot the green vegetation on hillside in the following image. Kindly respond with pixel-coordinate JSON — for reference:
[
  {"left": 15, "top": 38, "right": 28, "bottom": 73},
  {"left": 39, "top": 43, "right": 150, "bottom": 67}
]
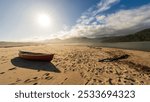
[{"left": 102, "top": 28, "right": 150, "bottom": 42}]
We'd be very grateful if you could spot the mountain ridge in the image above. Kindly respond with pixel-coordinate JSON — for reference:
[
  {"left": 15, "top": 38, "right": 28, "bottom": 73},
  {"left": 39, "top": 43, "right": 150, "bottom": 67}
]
[{"left": 45, "top": 28, "right": 150, "bottom": 43}]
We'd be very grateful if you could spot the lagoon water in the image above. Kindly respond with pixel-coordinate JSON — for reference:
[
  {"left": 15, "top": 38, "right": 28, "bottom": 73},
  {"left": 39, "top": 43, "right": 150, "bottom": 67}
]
[
  {"left": 94, "top": 41, "right": 150, "bottom": 51},
  {"left": 92, "top": 41, "right": 150, "bottom": 51}
]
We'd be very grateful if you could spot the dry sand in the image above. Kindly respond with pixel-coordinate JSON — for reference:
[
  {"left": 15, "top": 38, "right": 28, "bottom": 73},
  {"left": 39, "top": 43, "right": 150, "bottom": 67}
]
[{"left": 0, "top": 44, "right": 150, "bottom": 85}]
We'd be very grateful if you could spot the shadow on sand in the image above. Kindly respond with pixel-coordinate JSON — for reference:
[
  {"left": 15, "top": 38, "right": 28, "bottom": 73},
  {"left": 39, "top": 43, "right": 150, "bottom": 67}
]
[{"left": 11, "top": 57, "right": 60, "bottom": 73}]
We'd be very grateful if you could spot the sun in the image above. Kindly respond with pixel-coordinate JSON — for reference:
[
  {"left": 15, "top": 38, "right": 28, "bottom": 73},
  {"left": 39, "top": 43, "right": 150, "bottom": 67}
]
[{"left": 37, "top": 14, "right": 51, "bottom": 27}]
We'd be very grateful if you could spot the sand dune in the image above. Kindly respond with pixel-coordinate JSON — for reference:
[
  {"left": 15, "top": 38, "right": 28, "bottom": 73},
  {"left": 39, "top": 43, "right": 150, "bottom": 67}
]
[{"left": 0, "top": 44, "right": 150, "bottom": 85}]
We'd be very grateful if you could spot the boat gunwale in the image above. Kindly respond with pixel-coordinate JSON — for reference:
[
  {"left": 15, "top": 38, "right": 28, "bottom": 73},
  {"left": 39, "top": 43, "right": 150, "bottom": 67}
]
[{"left": 19, "top": 51, "right": 54, "bottom": 57}]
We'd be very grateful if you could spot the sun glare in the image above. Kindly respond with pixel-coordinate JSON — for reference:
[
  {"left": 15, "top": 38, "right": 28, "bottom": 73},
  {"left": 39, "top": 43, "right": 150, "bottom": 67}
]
[{"left": 37, "top": 14, "right": 51, "bottom": 27}]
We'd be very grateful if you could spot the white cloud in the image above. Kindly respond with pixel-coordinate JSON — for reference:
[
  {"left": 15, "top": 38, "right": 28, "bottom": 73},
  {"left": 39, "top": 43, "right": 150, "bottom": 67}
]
[
  {"left": 105, "top": 4, "right": 150, "bottom": 31},
  {"left": 94, "top": 0, "right": 120, "bottom": 16},
  {"left": 57, "top": 0, "right": 150, "bottom": 39},
  {"left": 76, "top": 0, "right": 119, "bottom": 25},
  {"left": 96, "top": 15, "right": 106, "bottom": 22}
]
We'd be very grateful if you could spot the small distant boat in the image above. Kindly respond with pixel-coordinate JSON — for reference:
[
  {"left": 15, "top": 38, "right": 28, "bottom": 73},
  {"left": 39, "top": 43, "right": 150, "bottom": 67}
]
[{"left": 19, "top": 51, "right": 54, "bottom": 61}]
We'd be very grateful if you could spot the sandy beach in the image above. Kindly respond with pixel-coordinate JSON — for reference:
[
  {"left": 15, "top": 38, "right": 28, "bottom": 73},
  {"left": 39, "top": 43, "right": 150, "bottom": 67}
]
[{"left": 0, "top": 44, "right": 150, "bottom": 85}]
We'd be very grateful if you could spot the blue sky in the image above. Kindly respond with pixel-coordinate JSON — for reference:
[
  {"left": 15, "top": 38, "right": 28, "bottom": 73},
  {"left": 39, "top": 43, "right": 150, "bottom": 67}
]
[{"left": 0, "top": 0, "right": 150, "bottom": 41}]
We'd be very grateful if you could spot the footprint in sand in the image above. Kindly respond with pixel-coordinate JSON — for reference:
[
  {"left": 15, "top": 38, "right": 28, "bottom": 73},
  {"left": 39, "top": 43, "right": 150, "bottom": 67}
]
[
  {"left": 93, "top": 79, "right": 97, "bottom": 83},
  {"left": 8, "top": 67, "right": 17, "bottom": 71},
  {"left": 130, "top": 83, "right": 134, "bottom": 85},
  {"left": 24, "top": 79, "right": 31, "bottom": 83},
  {"left": 124, "top": 78, "right": 135, "bottom": 82},
  {"left": 133, "top": 74, "right": 137, "bottom": 76},
  {"left": 45, "top": 76, "right": 53, "bottom": 80},
  {"left": 16, "top": 78, "right": 22, "bottom": 82},
  {"left": 0, "top": 72, "right": 5, "bottom": 74},
  {"left": 9, "top": 83, "right": 17, "bottom": 85},
  {"left": 95, "top": 72, "right": 98, "bottom": 76},
  {"left": 98, "top": 80, "right": 102, "bottom": 83},
  {"left": 64, "top": 69, "right": 67, "bottom": 73},
  {"left": 80, "top": 72, "right": 84, "bottom": 78},
  {"left": 118, "top": 78, "right": 121, "bottom": 82},
  {"left": 43, "top": 73, "right": 50, "bottom": 76},
  {"left": 64, "top": 78, "right": 68, "bottom": 81},
  {"left": 60, "top": 82, "right": 64, "bottom": 85},
  {"left": 87, "top": 69, "right": 90, "bottom": 72},
  {"left": 33, "top": 83, "right": 38, "bottom": 85},
  {"left": 33, "top": 77, "right": 38, "bottom": 80},
  {"left": 60, "top": 78, "right": 68, "bottom": 85},
  {"left": 124, "top": 80, "right": 127, "bottom": 84},
  {"left": 24, "top": 77, "right": 39, "bottom": 83},
  {"left": 140, "top": 81, "right": 144, "bottom": 85},
  {"left": 85, "top": 80, "right": 90, "bottom": 85},
  {"left": 108, "top": 78, "right": 113, "bottom": 85}
]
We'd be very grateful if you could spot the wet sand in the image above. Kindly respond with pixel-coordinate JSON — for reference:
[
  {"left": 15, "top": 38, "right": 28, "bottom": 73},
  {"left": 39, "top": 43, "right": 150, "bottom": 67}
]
[{"left": 0, "top": 44, "right": 150, "bottom": 85}]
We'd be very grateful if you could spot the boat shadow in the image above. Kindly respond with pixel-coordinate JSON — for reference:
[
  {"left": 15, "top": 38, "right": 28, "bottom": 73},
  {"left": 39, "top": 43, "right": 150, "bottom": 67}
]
[{"left": 11, "top": 57, "right": 61, "bottom": 73}]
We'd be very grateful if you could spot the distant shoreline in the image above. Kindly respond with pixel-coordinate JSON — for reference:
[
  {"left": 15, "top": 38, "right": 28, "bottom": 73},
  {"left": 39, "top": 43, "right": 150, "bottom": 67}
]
[{"left": 0, "top": 41, "right": 150, "bottom": 52}]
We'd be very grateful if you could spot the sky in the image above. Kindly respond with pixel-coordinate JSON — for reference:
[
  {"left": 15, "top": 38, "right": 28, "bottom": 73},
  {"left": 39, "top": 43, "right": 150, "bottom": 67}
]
[{"left": 0, "top": 0, "right": 150, "bottom": 41}]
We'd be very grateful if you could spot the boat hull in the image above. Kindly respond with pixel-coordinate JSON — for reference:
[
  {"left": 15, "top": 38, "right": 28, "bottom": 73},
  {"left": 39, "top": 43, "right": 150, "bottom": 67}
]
[{"left": 19, "top": 51, "right": 54, "bottom": 61}]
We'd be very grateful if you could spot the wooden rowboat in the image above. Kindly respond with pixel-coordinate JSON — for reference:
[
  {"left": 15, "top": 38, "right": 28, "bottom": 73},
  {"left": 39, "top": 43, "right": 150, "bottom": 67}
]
[{"left": 19, "top": 51, "right": 54, "bottom": 61}]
